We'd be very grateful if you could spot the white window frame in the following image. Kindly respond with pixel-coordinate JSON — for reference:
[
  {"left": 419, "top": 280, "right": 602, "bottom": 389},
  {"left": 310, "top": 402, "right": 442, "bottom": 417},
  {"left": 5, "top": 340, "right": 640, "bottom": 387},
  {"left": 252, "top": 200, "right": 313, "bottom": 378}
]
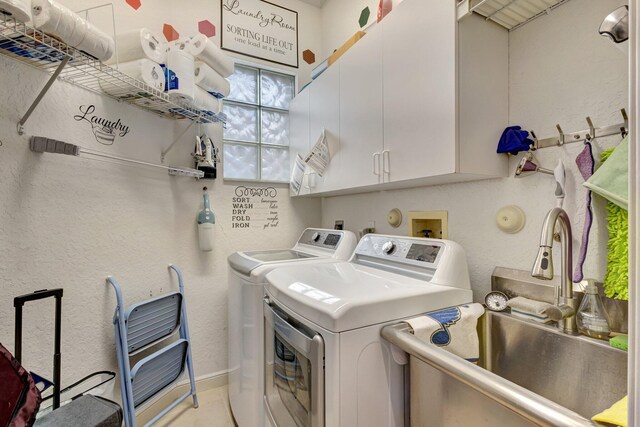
[{"left": 223, "top": 62, "right": 296, "bottom": 183}]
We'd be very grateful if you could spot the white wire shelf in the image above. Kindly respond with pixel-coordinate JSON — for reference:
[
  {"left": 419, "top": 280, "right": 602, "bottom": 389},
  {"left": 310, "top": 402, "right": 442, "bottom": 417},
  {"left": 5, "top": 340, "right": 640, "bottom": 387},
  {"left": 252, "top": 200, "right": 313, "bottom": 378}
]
[
  {"left": 0, "top": 14, "right": 226, "bottom": 131},
  {"left": 457, "top": 0, "right": 570, "bottom": 31}
]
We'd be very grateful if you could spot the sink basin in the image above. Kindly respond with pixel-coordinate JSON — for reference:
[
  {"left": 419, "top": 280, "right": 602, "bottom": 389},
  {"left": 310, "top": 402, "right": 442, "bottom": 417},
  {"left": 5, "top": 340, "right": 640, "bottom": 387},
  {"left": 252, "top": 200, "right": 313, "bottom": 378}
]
[
  {"left": 479, "top": 312, "right": 627, "bottom": 419},
  {"left": 382, "top": 311, "right": 628, "bottom": 426}
]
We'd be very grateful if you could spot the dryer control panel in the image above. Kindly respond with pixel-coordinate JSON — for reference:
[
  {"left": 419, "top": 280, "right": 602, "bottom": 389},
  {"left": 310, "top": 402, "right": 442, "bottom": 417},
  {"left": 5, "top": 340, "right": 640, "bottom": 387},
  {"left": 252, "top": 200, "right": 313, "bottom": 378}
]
[
  {"left": 352, "top": 234, "right": 471, "bottom": 290},
  {"left": 355, "top": 235, "right": 445, "bottom": 268},
  {"left": 298, "top": 229, "right": 344, "bottom": 249}
]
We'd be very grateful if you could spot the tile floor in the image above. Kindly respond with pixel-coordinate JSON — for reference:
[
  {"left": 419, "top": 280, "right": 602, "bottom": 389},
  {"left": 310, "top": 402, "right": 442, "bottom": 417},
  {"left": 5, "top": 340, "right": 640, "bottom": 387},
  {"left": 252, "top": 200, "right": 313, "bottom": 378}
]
[{"left": 154, "top": 386, "right": 236, "bottom": 427}]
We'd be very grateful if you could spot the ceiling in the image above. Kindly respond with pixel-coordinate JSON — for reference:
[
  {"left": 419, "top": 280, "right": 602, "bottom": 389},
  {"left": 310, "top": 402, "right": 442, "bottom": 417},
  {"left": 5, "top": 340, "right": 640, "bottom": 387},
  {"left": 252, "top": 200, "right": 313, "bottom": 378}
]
[{"left": 296, "top": 0, "right": 327, "bottom": 7}]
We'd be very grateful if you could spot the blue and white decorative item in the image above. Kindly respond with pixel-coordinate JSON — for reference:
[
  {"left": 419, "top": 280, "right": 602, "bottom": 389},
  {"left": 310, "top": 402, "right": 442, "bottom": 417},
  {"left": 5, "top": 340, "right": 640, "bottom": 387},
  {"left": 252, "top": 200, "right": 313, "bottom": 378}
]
[
  {"left": 197, "top": 188, "right": 215, "bottom": 252},
  {"left": 406, "top": 303, "right": 485, "bottom": 362}
]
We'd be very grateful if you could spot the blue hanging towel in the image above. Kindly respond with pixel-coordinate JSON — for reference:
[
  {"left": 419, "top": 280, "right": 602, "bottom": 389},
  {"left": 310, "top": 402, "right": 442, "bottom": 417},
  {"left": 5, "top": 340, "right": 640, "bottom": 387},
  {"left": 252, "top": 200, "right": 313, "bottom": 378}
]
[{"left": 497, "top": 126, "right": 533, "bottom": 155}]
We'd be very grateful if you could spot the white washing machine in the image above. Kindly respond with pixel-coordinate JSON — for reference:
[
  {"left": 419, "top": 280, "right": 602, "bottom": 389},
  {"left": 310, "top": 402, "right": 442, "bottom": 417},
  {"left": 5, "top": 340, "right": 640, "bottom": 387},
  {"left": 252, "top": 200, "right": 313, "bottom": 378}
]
[
  {"left": 227, "top": 228, "right": 357, "bottom": 427},
  {"left": 263, "top": 234, "right": 473, "bottom": 427}
]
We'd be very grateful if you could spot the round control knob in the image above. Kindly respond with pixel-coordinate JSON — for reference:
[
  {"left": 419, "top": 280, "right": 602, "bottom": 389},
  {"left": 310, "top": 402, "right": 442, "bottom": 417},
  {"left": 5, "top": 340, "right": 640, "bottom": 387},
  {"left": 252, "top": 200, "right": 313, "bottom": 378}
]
[
  {"left": 312, "top": 232, "right": 321, "bottom": 242},
  {"left": 382, "top": 241, "right": 396, "bottom": 255}
]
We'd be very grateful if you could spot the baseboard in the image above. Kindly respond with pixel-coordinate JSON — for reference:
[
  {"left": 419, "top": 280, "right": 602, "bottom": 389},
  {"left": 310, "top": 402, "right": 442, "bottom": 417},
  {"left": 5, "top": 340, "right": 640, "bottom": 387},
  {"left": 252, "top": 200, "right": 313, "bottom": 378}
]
[{"left": 136, "top": 370, "right": 229, "bottom": 425}]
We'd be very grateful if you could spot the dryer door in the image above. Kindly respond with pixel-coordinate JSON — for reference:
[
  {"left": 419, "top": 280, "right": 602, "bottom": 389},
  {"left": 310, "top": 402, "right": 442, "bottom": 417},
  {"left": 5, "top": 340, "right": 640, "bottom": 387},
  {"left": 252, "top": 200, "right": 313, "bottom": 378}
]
[{"left": 264, "top": 298, "right": 324, "bottom": 427}]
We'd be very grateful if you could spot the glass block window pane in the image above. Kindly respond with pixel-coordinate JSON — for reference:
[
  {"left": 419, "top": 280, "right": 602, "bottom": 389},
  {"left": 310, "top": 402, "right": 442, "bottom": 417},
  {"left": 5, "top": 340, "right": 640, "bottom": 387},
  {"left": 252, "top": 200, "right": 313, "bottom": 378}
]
[
  {"left": 227, "top": 65, "right": 258, "bottom": 104},
  {"left": 223, "top": 64, "right": 294, "bottom": 182},
  {"left": 224, "top": 104, "right": 258, "bottom": 142},
  {"left": 224, "top": 144, "right": 258, "bottom": 180},
  {"left": 261, "top": 110, "right": 289, "bottom": 146},
  {"left": 261, "top": 70, "right": 294, "bottom": 109},
  {"left": 261, "top": 147, "right": 290, "bottom": 182}
]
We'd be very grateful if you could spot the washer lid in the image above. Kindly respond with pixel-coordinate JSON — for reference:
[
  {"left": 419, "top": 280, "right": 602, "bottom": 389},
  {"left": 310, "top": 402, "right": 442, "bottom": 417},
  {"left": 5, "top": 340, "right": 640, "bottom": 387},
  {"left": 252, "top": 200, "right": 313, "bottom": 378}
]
[
  {"left": 228, "top": 250, "right": 317, "bottom": 275},
  {"left": 245, "top": 249, "right": 316, "bottom": 262},
  {"left": 265, "top": 262, "right": 472, "bottom": 332}
]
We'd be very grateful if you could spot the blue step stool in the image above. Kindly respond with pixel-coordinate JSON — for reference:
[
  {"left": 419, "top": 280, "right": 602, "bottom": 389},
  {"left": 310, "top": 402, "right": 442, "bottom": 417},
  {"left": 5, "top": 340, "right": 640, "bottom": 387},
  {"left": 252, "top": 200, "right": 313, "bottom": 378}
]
[{"left": 107, "top": 265, "right": 198, "bottom": 427}]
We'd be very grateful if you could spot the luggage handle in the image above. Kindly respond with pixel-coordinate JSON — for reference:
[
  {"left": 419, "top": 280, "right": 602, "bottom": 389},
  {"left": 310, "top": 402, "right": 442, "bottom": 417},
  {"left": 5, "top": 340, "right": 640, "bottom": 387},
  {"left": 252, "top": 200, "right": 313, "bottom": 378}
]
[
  {"left": 41, "top": 371, "right": 116, "bottom": 403},
  {"left": 14, "top": 288, "right": 63, "bottom": 410}
]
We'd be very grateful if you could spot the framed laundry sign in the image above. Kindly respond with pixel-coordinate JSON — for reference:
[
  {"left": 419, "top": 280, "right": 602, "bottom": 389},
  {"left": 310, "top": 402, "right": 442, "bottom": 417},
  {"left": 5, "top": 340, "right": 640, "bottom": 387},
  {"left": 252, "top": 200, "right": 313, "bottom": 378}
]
[{"left": 221, "top": 0, "right": 299, "bottom": 68}]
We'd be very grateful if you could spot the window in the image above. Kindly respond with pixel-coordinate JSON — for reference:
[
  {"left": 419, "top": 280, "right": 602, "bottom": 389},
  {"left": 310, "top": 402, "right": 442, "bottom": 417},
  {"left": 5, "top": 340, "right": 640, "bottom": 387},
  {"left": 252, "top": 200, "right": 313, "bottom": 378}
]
[{"left": 223, "top": 64, "right": 295, "bottom": 182}]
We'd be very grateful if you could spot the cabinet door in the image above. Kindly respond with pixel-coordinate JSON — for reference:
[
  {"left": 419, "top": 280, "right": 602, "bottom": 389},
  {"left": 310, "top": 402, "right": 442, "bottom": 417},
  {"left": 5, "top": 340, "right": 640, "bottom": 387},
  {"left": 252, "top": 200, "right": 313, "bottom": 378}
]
[
  {"left": 309, "top": 64, "right": 341, "bottom": 193},
  {"left": 339, "top": 23, "right": 384, "bottom": 189},
  {"left": 288, "top": 87, "right": 311, "bottom": 196},
  {"left": 382, "top": 0, "right": 457, "bottom": 182}
]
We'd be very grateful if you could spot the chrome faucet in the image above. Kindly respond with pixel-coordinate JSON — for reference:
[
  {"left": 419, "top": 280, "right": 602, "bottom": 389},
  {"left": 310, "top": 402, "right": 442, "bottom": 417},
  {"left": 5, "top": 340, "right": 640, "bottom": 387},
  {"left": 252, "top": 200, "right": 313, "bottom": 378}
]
[{"left": 531, "top": 207, "right": 578, "bottom": 334}]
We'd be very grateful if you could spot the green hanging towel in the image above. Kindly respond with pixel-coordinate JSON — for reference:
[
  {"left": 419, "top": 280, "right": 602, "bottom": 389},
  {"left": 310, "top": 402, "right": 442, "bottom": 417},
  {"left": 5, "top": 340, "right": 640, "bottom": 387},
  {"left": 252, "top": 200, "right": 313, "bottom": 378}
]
[
  {"left": 585, "top": 136, "right": 629, "bottom": 210},
  {"left": 599, "top": 147, "right": 629, "bottom": 301}
]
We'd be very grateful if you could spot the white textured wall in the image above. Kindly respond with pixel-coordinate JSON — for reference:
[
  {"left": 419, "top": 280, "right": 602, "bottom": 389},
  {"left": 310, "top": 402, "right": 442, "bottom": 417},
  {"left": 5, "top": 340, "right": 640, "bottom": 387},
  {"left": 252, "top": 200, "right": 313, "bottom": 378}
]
[
  {"left": 321, "top": 0, "right": 629, "bottom": 301},
  {"left": 320, "top": 0, "right": 404, "bottom": 59},
  {"left": 0, "top": 0, "right": 321, "bottom": 398}
]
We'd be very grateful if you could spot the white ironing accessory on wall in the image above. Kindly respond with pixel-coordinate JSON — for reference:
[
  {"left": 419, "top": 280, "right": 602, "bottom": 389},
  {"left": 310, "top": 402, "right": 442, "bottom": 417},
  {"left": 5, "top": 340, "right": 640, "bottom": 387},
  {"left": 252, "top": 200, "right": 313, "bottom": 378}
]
[{"left": 197, "top": 187, "right": 215, "bottom": 252}]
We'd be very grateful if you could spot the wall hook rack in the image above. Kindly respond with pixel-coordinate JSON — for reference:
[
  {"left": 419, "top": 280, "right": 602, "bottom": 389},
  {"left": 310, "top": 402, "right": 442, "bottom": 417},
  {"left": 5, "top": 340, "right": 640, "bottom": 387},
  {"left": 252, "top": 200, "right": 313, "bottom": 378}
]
[
  {"left": 555, "top": 124, "right": 565, "bottom": 146},
  {"left": 586, "top": 116, "right": 596, "bottom": 140},
  {"left": 531, "top": 108, "right": 628, "bottom": 149}
]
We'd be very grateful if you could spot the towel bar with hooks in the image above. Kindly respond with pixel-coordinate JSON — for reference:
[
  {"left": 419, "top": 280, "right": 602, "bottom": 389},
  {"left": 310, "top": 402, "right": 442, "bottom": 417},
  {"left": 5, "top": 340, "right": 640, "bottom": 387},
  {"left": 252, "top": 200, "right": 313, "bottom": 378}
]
[
  {"left": 530, "top": 108, "right": 628, "bottom": 150},
  {"left": 30, "top": 136, "right": 205, "bottom": 179}
]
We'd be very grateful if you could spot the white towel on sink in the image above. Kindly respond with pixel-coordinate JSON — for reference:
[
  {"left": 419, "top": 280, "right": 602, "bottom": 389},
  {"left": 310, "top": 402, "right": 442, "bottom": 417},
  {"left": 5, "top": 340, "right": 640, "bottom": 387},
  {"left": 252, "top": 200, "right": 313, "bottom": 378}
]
[
  {"left": 406, "top": 303, "right": 485, "bottom": 362},
  {"left": 507, "top": 296, "right": 553, "bottom": 324}
]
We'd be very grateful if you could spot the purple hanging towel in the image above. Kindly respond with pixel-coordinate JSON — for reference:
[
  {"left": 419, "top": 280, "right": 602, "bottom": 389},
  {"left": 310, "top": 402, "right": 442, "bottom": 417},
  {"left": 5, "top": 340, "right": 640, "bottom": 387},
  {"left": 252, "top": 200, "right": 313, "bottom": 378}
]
[{"left": 573, "top": 141, "right": 595, "bottom": 282}]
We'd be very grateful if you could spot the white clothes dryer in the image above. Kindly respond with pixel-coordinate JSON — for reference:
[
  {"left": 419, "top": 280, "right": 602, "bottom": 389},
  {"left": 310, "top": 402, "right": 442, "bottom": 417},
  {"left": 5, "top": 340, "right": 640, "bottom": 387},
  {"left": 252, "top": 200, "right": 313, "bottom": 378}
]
[
  {"left": 227, "top": 228, "right": 357, "bottom": 427},
  {"left": 263, "top": 234, "right": 473, "bottom": 427}
]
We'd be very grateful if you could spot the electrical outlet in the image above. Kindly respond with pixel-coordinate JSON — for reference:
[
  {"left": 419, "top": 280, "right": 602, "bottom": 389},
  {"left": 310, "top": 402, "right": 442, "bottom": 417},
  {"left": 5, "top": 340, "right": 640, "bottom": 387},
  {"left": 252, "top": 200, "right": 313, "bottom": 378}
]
[{"left": 368, "top": 220, "right": 375, "bottom": 229}]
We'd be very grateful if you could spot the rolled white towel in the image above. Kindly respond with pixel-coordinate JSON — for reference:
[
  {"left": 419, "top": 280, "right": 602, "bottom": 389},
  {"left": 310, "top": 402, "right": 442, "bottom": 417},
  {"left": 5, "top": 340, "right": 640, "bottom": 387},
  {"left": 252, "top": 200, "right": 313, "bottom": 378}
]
[
  {"left": 108, "top": 28, "right": 167, "bottom": 65},
  {"left": 194, "top": 61, "right": 230, "bottom": 98},
  {"left": 192, "top": 86, "right": 221, "bottom": 114},
  {"left": 0, "top": 0, "right": 32, "bottom": 22},
  {"left": 31, "top": 0, "right": 114, "bottom": 61},
  {"left": 184, "top": 34, "right": 234, "bottom": 78}
]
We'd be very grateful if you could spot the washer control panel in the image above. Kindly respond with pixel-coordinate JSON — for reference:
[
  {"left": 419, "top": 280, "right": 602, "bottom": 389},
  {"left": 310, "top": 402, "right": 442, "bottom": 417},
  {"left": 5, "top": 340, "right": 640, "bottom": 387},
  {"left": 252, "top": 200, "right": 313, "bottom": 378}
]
[
  {"left": 299, "top": 229, "right": 344, "bottom": 249},
  {"left": 355, "top": 235, "right": 445, "bottom": 268}
]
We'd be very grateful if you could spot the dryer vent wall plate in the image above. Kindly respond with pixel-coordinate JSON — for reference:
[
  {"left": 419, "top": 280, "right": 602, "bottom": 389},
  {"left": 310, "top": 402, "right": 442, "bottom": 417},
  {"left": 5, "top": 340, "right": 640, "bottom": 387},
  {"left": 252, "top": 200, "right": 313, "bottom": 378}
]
[
  {"left": 407, "top": 211, "right": 448, "bottom": 239},
  {"left": 496, "top": 205, "right": 526, "bottom": 234},
  {"left": 387, "top": 208, "right": 402, "bottom": 228}
]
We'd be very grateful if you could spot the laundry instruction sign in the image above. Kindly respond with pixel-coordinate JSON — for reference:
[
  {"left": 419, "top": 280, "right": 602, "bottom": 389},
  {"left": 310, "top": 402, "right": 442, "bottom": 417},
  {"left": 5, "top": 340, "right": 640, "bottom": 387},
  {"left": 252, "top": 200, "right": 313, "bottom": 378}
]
[
  {"left": 221, "top": 0, "right": 299, "bottom": 68},
  {"left": 232, "top": 186, "right": 280, "bottom": 229}
]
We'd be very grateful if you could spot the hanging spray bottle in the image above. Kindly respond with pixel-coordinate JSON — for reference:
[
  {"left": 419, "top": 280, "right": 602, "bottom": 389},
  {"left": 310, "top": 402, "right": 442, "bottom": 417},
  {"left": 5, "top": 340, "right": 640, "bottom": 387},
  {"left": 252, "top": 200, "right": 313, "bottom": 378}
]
[{"left": 198, "top": 187, "right": 215, "bottom": 252}]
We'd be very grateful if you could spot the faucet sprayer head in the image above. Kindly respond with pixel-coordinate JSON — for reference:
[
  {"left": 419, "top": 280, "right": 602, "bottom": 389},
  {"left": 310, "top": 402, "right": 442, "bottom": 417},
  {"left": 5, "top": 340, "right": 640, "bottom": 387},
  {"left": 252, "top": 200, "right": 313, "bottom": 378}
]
[{"left": 532, "top": 246, "right": 553, "bottom": 280}]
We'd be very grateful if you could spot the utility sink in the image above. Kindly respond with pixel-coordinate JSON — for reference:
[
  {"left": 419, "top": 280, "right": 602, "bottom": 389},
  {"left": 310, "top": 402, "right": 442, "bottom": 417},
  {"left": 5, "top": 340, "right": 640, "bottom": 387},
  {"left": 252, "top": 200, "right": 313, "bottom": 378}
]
[
  {"left": 479, "top": 311, "right": 628, "bottom": 419},
  {"left": 383, "top": 310, "right": 628, "bottom": 426}
]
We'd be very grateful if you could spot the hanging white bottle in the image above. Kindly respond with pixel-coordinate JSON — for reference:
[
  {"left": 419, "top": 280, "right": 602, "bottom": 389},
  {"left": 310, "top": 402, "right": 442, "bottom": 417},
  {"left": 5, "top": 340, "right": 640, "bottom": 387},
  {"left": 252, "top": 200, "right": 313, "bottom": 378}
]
[{"left": 198, "top": 189, "right": 215, "bottom": 252}]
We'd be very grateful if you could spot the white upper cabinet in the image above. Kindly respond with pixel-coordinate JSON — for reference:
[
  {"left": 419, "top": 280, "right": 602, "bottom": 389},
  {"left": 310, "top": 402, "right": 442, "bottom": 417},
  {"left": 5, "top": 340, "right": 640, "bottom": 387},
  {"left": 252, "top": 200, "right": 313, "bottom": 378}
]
[
  {"left": 289, "top": 87, "right": 311, "bottom": 196},
  {"left": 288, "top": 0, "right": 509, "bottom": 197},
  {"left": 308, "top": 64, "right": 341, "bottom": 194},
  {"left": 339, "top": 23, "right": 384, "bottom": 188},
  {"left": 382, "top": 0, "right": 457, "bottom": 182}
]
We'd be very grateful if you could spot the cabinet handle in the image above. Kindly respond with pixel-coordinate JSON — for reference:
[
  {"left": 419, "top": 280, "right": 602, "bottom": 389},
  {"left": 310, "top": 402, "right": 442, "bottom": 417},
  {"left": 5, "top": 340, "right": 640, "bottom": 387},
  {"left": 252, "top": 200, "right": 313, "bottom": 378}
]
[
  {"left": 382, "top": 150, "right": 390, "bottom": 181},
  {"left": 373, "top": 152, "right": 381, "bottom": 177}
]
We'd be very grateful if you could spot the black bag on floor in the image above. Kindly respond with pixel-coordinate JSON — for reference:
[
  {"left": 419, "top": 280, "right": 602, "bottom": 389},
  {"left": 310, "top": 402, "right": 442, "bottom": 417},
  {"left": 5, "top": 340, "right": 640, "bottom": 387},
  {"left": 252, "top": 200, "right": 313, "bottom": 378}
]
[{"left": 0, "top": 343, "right": 41, "bottom": 427}]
